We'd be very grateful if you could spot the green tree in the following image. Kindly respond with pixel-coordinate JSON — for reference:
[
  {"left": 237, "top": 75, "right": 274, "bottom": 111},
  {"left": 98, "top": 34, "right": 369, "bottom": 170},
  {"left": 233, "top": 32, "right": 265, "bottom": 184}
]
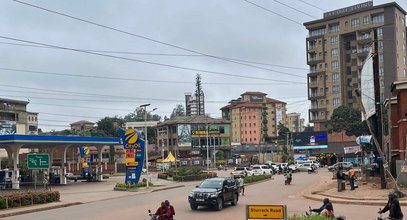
[
  {"left": 303, "top": 124, "right": 314, "bottom": 132},
  {"left": 95, "top": 116, "right": 125, "bottom": 137},
  {"left": 170, "top": 104, "right": 185, "bottom": 118},
  {"left": 327, "top": 105, "right": 370, "bottom": 137},
  {"left": 277, "top": 122, "right": 290, "bottom": 140},
  {"left": 124, "top": 107, "right": 161, "bottom": 122}
]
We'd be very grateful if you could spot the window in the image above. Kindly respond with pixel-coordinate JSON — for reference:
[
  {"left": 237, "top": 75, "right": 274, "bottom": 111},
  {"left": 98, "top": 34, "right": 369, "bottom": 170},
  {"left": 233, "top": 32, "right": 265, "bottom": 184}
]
[
  {"left": 332, "top": 72, "right": 340, "bottom": 82},
  {"left": 378, "top": 40, "right": 383, "bottom": 50},
  {"left": 333, "top": 98, "right": 341, "bottom": 106},
  {"left": 331, "top": 48, "right": 338, "bottom": 57},
  {"left": 379, "top": 67, "right": 384, "bottom": 76},
  {"left": 332, "top": 85, "right": 341, "bottom": 94},
  {"left": 310, "top": 65, "right": 317, "bottom": 73},
  {"left": 330, "top": 36, "right": 338, "bottom": 44},
  {"left": 380, "top": 93, "right": 385, "bottom": 102},
  {"left": 377, "top": 27, "right": 383, "bottom": 36},
  {"left": 372, "top": 14, "right": 384, "bottom": 24},
  {"left": 310, "top": 28, "right": 326, "bottom": 37},
  {"left": 351, "top": 18, "right": 360, "bottom": 27},
  {"left": 380, "top": 80, "right": 384, "bottom": 88},
  {"left": 329, "top": 24, "right": 340, "bottom": 33},
  {"left": 363, "top": 16, "right": 369, "bottom": 24},
  {"left": 379, "top": 54, "right": 384, "bottom": 62},
  {"left": 331, "top": 61, "right": 339, "bottom": 69}
]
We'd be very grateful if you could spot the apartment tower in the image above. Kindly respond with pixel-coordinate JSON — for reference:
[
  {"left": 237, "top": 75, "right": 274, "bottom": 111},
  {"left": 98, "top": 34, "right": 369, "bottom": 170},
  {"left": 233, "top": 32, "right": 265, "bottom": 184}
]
[{"left": 304, "top": 1, "right": 407, "bottom": 131}]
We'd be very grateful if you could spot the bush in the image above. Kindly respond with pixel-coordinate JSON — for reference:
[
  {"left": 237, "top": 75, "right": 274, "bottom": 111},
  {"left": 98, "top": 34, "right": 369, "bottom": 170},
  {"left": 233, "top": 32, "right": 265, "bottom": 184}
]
[
  {"left": 0, "top": 191, "right": 60, "bottom": 209},
  {"left": 173, "top": 172, "right": 217, "bottom": 182},
  {"left": 289, "top": 216, "right": 332, "bottom": 220},
  {"left": 157, "top": 173, "right": 168, "bottom": 179},
  {"left": 177, "top": 166, "right": 203, "bottom": 176},
  {"left": 244, "top": 175, "right": 272, "bottom": 184},
  {"left": 115, "top": 182, "right": 154, "bottom": 189},
  {"left": 0, "top": 197, "right": 6, "bottom": 209}
]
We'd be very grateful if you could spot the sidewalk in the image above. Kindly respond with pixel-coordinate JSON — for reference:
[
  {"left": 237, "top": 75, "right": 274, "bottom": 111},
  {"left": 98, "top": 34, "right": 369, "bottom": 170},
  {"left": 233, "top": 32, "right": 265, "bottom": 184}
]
[
  {"left": 0, "top": 173, "right": 197, "bottom": 218},
  {"left": 300, "top": 175, "right": 407, "bottom": 206}
]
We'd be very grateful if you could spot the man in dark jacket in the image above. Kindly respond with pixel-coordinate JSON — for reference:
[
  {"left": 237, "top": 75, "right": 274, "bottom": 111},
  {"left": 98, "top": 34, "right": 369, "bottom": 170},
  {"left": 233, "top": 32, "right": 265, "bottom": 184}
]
[
  {"left": 311, "top": 198, "right": 334, "bottom": 218},
  {"left": 336, "top": 166, "right": 344, "bottom": 192},
  {"left": 379, "top": 191, "right": 403, "bottom": 220}
]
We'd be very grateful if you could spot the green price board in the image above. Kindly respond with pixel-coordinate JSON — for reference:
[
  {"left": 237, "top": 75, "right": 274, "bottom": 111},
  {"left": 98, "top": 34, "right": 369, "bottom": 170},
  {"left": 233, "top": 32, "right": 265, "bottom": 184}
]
[{"left": 27, "top": 154, "right": 50, "bottom": 169}]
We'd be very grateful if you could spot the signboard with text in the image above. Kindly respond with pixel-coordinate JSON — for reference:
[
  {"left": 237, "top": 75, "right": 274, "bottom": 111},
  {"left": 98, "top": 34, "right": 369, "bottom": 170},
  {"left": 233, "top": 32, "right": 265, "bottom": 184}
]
[
  {"left": 292, "top": 131, "right": 328, "bottom": 150},
  {"left": 27, "top": 154, "right": 50, "bottom": 169},
  {"left": 119, "top": 128, "right": 145, "bottom": 184},
  {"left": 246, "top": 205, "right": 286, "bottom": 219},
  {"left": 178, "top": 124, "right": 192, "bottom": 147}
]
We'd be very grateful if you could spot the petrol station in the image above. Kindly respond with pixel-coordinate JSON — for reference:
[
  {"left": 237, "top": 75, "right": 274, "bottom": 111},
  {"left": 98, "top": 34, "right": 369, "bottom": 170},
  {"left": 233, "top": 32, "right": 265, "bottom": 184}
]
[{"left": 0, "top": 134, "right": 120, "bottom": 189}]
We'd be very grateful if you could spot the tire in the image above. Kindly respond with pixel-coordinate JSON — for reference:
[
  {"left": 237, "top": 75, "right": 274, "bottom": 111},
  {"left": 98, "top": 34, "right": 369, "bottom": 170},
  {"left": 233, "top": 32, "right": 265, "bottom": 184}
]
[
  {"left": 308, "top": 170, "right": 311, "bottom": 174},
  {"left": 190, "top": 202, "right": 198, "bottom": 210},
  {"left": 231, "top": 194, "right": 238, "bottom": 206},
  {"left": 215, "top": 197, "right": 223, "bottom": 211}
]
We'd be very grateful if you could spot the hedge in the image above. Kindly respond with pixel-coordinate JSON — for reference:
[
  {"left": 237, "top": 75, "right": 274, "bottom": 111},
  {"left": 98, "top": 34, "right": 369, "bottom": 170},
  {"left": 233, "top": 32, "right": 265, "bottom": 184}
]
[
  {"left": 115, "top": 182, "right": 154, "bottom": 189},
  {"left": 289, "top": 216, "right": 332, "bottom": 220},
  {"left": 244, "top": 175, "right": 272, "bottom": 184},
  {"left": 0, "top": 191, "right": 60, "bottom": 209},
  {"left": 173, "top": 172, "right": 217, "bottom": 182},
  {"left": 157, "top": 173, "right": 168, "bottom": 179}
]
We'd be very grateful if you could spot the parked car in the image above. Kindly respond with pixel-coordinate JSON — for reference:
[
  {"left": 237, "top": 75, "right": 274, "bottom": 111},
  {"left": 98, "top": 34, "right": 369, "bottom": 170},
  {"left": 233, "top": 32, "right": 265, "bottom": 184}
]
[
  {"left": 251, "top": 165, "right": 273, "bottom": 175},
  {"left": 297, "top": 163, "right": 317, "bottom": 172},
  {"left": 328, "top": 162, "right": 353, "bottom": 172},
  {"left": 307, "top": 160, "right": 321, "bottom": 168},
  {"left": 264, "top": 162, "right": 279, "bottom": 172},
  {"left": 188, "top": 177, "right": 239, "bottom": 211},
  {"left": 231, "top": 167, "right": 252, "bottom": 177},
  {"left": 288, "top": 164, "right": 299, "bottom": 172}
]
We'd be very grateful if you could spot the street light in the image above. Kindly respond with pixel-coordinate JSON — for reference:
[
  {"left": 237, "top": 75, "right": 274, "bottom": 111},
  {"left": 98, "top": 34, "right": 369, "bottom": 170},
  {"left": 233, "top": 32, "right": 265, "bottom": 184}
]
[{"left": 140, "top": 103, "right": 157, "bottom": 188}]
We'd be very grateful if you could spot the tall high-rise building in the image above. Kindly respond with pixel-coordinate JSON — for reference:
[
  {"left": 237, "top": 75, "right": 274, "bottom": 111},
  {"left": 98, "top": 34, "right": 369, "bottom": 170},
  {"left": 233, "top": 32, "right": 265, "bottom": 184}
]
[
  {"left": 221, "top": 92, "right": 287, "bottom": 144},
  {"left": 286, "top": 113, "right": 305, "bottom": 132},
  {"left": 304, "top": 1, "right": 407, "bottom": 131},
  {"left": 185, "top": 74, "right": 205, "bottom": 116}
]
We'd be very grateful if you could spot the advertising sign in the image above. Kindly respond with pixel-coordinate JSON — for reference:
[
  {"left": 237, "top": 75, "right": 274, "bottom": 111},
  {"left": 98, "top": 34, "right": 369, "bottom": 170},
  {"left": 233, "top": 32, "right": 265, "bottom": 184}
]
[
  {"left": 276, "top": 107, "right": 283, "bottom": 123},
  {"left": 323, "top": 1, "right": 372, "bottom": 19},
  {"left": 246, "top": 205, "right": 286, "bottom": 219},
  {"left": 344, "top": 146, "right": 361, "bottom": 154},
  {"left": 119, "top": 128, "right": 145, "bottom": 184},
  {"left": 0, "top": 121, "right": 16, "bottom": 135},
  {"left": 361, "top": 50, "right": 375, "bottom": 120},
  {"left": 191, "top": 130, "right": 220, "bottom": 135},
  {"left": 178, "top": 124, "right": 191, "bottom": 147},
  {"left": 250, "top": 95, "right": 264, "bottom": 102},
  {"left": 292, "top": 131, "right": 328, "bottom": 149},
  {"left": 27, "top": 154, "right": 50, "bottom": 169}
]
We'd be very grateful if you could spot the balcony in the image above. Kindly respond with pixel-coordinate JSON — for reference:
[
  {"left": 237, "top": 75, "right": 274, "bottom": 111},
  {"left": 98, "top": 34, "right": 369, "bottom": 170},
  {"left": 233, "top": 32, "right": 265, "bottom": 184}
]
[
  {"left": 356, "top": 35, "right": 372, "bottom": 44},
  {"left": 307, "top": 58, "right": 323, "bottom": 65},
  {"left": 357, "top": 49, "right": 369, "bottom": 57}
]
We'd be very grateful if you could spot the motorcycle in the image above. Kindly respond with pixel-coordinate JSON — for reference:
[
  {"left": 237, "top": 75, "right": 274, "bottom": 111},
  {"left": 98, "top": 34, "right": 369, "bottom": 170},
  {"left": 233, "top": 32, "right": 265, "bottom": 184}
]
[
  {"left": 148, "top": 210, "right": 157, "bottom": 220},
  {"left": 307, "top": 167, "right": 318, "bottom": 174}
]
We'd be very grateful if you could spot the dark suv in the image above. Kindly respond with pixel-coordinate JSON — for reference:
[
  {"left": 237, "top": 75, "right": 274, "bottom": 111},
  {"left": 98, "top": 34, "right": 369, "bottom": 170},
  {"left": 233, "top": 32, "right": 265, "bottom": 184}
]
[{"left": 188, "top": 177, "right": 239, "bottom": 211}]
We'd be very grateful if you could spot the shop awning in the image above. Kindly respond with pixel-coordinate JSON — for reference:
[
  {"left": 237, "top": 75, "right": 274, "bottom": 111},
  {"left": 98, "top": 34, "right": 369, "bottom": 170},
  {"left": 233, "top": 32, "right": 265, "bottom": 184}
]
[{"left": 162, "top": 152, "right": 179, "bottom": 162}]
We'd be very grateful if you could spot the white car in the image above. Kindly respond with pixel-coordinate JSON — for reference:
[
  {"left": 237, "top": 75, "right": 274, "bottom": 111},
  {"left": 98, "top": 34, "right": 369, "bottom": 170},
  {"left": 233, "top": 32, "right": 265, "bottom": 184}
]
[
  {"left": 297, "top": 163, "right": 317, "bottom": 172},
  {"left": 251, "top": 165, "right": 273, "bottom": 175},
  {"left": 288, "top": 164, "right": 298, "bottom": 172},
  {"left": 231, "top": 167, "right": 253, "bottom": 177}
]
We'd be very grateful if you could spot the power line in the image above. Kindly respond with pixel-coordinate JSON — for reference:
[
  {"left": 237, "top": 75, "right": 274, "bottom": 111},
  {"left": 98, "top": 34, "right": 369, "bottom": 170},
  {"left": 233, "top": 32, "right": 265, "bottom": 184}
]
[
  {"left": 272, "top": 0, "right": 318, "bottom": 19},
  {"left": 242, "top": 0, "right": 303, "bottom": 26},
  {"left": 0, "top": 41, "right": 308, "bottom": 71},
  {"left": 12, "top": 0, "right": 305, "bottom": 78},
  {"left": 296, "top": 0, "right": 326, "bottom": 12},
  {"left": 0, "top": 36, "right": 306, "bottom": 84},
  {"left": 0, "top": 67, "right": 303, "bottom": 85}
]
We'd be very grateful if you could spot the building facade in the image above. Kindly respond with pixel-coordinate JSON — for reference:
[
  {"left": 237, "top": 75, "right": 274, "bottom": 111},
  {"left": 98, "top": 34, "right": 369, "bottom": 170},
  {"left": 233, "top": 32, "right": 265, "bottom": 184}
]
[
  {"left": 124, "top": 121, "right": 159, "bottom": 131},
  {"left": 156, "top": 115, "right": 231, "bottom": 166},
  {"left": 185, "top": 93, "right": 205, "bottom": 116},
  {"left": 0, "top": 98, "right": 37, "bottom": 135},
  {"left": 70, "top": 120, "right": 95, "bottom": 132},
  {"left": 221, "top": 92, "right": 287, "bottom": 144},
  {"left": 286, "top": 113, "right": 305, "bottom": 132},
  {"left": 304, "top": 1, "right": 407, "bottom": 131}
]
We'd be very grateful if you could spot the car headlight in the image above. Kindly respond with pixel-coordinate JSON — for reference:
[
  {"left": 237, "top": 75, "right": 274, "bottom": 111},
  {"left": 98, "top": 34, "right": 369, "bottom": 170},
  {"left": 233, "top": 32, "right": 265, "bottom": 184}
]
[
  {"left": 209, "top": 193, "right": 217, "bottom": 198},
  {"left": 189, "top": 192, "right": 194, "bottom": 197}
]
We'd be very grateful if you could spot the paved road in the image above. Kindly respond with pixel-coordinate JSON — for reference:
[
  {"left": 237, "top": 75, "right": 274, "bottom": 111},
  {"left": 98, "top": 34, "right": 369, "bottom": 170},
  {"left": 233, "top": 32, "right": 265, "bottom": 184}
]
[{"left": 4, "top": 171, "right": 404, "bottom": 220}]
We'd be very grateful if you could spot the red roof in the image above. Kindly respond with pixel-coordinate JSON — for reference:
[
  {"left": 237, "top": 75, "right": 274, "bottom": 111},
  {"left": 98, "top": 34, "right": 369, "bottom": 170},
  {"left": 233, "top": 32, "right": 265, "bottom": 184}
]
[
  {"left": 241, "top": 91, "right": 267, "bottom": 96},
  {"left": 220, "top": 104, "right": 233, "bottom": 110},
  {"left": 232, "top": 103, "right": 264, "bottom": 109},
  {"left": 70, "top": 120, "right": 95, "bottom": 125},
  {"left": 266, "top": 97, "right": 286, "bottom": 104}
]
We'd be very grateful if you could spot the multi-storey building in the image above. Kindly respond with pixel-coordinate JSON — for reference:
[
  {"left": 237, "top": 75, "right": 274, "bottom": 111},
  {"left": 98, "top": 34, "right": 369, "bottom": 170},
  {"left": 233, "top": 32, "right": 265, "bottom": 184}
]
[
  {"left": 156, "top": 115, "right": 231, "bottom": 166},
  {"left": 0, "top": 98, "right": 38, "bottom": 135},
  {"left": 304, "top": 1, "right": 407, "bottom": 131},
  {"left": 221, "top": 92, "right": 287, "bottom": 144},
  {"left": 70, "top": 120, "right": 95, "bottom": 132},
  {"left": 286, "top": 113, "right": 305, "bottom": 133},
  {"left": 185, "top": 93, "right": 205, "bottom": 116}
]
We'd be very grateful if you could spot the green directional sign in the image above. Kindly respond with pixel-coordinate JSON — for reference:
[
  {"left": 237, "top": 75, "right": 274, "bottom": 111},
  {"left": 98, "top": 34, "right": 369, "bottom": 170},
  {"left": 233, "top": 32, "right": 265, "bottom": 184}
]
[{"left": 27, "top": 154, "right": 50, "bottom": 169}]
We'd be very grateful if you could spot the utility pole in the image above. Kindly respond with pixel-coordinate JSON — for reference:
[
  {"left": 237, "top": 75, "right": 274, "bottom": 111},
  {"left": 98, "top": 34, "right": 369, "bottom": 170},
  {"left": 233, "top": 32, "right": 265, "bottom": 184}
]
[
  {"left": 206, "top": 123, "right": 210, "bottom": 171},
  {"left": 372, "top": 29, "right": 386, "bottom": 189}
]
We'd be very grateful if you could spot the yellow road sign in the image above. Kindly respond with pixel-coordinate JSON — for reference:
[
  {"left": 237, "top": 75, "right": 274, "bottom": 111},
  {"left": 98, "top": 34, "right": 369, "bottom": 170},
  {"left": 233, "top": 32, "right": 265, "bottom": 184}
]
[{"left": 246, "top": 205, "right": 286, "bottom": 219}]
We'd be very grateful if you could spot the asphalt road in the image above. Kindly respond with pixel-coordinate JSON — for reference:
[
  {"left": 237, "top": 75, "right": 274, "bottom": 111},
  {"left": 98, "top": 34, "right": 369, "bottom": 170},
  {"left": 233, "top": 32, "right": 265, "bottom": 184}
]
[{"left": 3, "top": 171, "right": 404, "bottom": 220}]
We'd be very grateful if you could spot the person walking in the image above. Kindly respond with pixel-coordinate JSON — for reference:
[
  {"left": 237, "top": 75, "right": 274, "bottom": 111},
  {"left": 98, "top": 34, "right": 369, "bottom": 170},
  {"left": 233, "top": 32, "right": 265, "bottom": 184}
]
[
  {"left": 336, "top": 166, "right": 344, "bottom": 192},
  {"left": 379, "top": 191, "right": 404, "bottom": 220},
  {"left": 348, "top": 165, "right": 356, "bottom": 191},
  {"left": 238, "top": 176, "right": 245, "bottom": 196}
]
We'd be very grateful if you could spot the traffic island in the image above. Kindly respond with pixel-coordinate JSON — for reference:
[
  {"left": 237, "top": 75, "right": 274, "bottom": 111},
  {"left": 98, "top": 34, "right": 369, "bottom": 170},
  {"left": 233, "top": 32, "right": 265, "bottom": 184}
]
[{"left": 113, "top": 182, "right": 154, "bottom": 192}]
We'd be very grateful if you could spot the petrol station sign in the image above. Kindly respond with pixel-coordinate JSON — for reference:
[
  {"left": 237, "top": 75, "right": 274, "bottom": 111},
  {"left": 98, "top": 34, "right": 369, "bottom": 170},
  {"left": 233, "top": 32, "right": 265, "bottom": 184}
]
[
  {"left": 119, "top": 128, "right": 145, "bottom": 184},
  {"left": 27, "top": 154, "right": 50, "bottom": 169}
]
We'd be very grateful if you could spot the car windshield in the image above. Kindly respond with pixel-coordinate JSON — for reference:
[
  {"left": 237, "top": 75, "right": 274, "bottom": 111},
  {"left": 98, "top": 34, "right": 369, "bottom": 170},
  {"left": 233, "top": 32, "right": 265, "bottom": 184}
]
[
  {"left": 261, "top": 166, "right": 269, "bottom": 169},
  {"left": 199, "top": 179, "right": 223, "bottom": 188},
  {"left": 235, "top": 168, "right": 245, "bottom": 171},
  {"left": 252, "top": 166, "right": 260, "bottom": 169}
]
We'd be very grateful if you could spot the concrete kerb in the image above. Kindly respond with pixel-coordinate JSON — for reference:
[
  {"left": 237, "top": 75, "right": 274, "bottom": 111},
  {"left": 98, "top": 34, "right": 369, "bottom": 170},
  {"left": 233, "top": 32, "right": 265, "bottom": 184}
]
[{"left": 0, "top": 202, "right": 82, "bottom": 218}]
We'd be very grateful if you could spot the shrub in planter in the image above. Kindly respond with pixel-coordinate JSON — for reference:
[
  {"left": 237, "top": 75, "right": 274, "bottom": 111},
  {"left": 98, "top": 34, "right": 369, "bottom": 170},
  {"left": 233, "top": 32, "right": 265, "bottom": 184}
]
[
  {"left": 20, "top": 194, "right": 32, "bottom": 206},
  {"left": 157, "top": 173, "right": 168, "bottom": 179},
  {"left": 7, "top": 196, "right": 21, "bottom": 208},
  {"left": 0, "top": 197, "right": 6, "bottom": 209}
]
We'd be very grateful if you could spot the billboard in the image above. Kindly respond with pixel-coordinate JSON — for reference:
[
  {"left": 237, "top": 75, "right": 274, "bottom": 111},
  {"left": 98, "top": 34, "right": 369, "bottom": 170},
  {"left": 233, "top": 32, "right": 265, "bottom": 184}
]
[
  {"left": 119, "top": 128, "right": 145, "bottom": 184},
  {"left": 250, "top": 95, "right": 264, "bottom": 102},
  {"left": 361, "top": 50, "right": 375, "bottom": 120},
  {"left": 0, "top": 121, "right": 16, "bottom": 135},
  {"left": 292, "top": 131, "right": 328, "bottom": 149},
  {"left": 178, "top": 124, "right": 191, "bottom": 147}
]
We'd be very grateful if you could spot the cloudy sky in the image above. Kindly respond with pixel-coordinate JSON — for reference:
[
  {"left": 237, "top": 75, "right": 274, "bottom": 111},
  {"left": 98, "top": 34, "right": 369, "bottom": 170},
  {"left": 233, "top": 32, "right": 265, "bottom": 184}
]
[{"left": 1, "top": 0, "right": 406, "bottom": 131}]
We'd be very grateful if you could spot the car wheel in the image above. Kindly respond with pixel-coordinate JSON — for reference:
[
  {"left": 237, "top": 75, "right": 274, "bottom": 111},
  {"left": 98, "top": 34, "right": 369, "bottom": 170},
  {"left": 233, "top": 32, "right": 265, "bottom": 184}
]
[
  {"left": 190, "top": 202, "right": 198, "bottom": 210},
  {"left": 215, "top": 197, "right": 223, "bottom": 211},
  {"left": 231, "top": 193, "right": 238, "bottom": 206}
]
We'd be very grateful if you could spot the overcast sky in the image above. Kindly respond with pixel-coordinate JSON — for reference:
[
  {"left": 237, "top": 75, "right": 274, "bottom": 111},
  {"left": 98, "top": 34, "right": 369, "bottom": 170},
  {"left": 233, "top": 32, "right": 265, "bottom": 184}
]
[{"left": 1, "top": 0, "right": 406, "bottom": 132}]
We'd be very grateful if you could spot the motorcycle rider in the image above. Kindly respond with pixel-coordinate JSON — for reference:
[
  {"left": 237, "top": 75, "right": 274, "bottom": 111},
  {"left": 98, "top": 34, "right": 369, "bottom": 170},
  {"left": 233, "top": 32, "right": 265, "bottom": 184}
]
[
  {"left": 165, "top": 200, "right": 175, "bottom": 220},
  {"left": 311, "top": 198, "right": 335, "bottom": 218},
  {"left": 378, "top": 191, "right": 404, "bottom": 220},
  {"left": 154, "top": 202, "right": 171, "bottom": 220},
  {"left": 284, "top": 170, "right": 292, "bottom": 185}
]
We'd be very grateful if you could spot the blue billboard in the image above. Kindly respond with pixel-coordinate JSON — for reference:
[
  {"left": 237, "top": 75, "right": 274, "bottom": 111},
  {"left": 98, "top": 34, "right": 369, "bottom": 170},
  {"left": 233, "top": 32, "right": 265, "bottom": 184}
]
[
  {"left": 292, "top": 131, "right": 328, "bottom": 150},
  {"left": 119, "top": 128, "right": 145, "bottom": 184}
]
